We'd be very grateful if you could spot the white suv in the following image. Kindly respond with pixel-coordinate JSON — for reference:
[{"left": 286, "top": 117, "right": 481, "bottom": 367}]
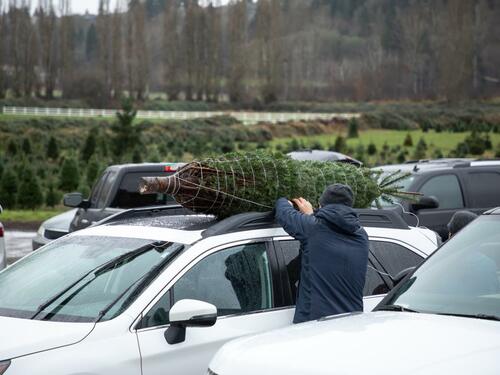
[
  {"left": 0, "top": 209, "right": 438, "bottom": 375},
  {"left": 208, "top": 208, "right": 500, "bottom": 375},
  {"left": 0, "top": 205, "right": 6, "bottom": 270}
]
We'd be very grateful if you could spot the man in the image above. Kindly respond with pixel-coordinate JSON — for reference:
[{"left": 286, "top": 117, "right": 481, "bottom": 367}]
[
  {"left": 447, "top": 210, "right": 478, "bottom": 239},
  {"left": 275, "top": 183, "right": 369, "bottom": 324}
]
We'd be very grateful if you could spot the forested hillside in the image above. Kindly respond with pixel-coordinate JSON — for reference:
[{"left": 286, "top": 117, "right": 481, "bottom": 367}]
[{"left": 1, "top": 0, "right": 499, "bottom": 107}]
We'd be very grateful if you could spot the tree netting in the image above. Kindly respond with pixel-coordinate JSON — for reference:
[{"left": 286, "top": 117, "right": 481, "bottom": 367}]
[{"left": 139, "top": 151, "right": 418, "bottom": 218}]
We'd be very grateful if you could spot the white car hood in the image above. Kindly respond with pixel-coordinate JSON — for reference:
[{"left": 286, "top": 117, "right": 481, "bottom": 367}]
[
  {"left": 0, "top": 316, "right": 94, "bottom": 360},
  {"left": 210, "top": 312, "right": 500, "bottom": 375}
]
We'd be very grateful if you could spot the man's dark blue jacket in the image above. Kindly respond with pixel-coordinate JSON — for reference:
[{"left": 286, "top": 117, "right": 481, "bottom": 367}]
[{"left": 275, "top": 198, "right": 369, "bottom": 323}]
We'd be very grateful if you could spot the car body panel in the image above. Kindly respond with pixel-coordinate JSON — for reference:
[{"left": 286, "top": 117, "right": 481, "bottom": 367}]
[
  {"left": 209, "top": 311, "right": 500, "bottom": 375},
  {"left": 0, "top": 222, "right": 5, "bottom": 270}
]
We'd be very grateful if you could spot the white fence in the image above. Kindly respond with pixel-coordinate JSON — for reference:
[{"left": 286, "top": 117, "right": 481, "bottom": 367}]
[{"left": 2, "top": 106, "right": 360, "bottom": 125}]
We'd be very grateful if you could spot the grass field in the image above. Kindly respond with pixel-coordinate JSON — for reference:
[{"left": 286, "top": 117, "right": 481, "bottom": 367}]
[
  {"left": 271, "top": 129, "right": 500, "bottom": 158},
  {"left": 1, "top": 208, "right": 68, "bottom": 223}
]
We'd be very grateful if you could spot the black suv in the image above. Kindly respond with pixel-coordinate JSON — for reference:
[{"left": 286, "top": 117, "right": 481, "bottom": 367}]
[
  {"left": 375, "top": 159, "right": 500, "bottom": 240},
  {"left": 64, "top": 162, "right": 184, "bottom": 232}
]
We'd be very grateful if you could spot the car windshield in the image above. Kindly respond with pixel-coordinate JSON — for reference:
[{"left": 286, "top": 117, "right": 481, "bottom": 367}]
[
  {"left": 0, "top": 235, "right": 183, "bottom": 322},
  {"left": 385, "top": 215, "right": 500, "bottom": 318},
  {"left": 373, "top": 170, "right": 414, "bottom": 207}
]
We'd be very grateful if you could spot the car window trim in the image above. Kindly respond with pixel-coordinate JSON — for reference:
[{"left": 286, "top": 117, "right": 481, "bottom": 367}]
[{"left": 133, "top": 237, "right": 277, "bottom": 332}]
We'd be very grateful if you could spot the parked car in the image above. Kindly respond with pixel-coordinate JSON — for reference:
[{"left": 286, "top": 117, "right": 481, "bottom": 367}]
[
  {"left": 288, "top": 149, "right": 362, "bottom": 166},
  {"left": 0, "top": 205, "right": 6, "bottom": 271},
  {"left": 64, "top": 162, "right": 184, "bottom": 233},
  {"left": 374, "top": 158, "right": 500, "bottom": 239},
  {"left": 208, "top": 207, "right": 500, "bottom": 375},
  {"left": 0, "top": 208, "right": 437, "bottom": 375},
  {"left": 32, "top": 209, "right": 78, "bottom": 250}
]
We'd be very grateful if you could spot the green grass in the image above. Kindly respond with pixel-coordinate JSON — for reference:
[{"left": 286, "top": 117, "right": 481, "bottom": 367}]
[
  {"left": 271, "top": 129, "right": 500, "bottom": 154},
  {"left": 0, "top": 207, "right": 68, "bottom": 223}
]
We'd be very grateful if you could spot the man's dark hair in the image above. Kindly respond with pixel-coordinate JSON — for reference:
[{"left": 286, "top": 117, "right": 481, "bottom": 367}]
[
  {"left": 319, "top": 183, "right": 354, "bottom": 207},
  {"left": 447, "top": 210, "right": 478, "bottom": 237}
]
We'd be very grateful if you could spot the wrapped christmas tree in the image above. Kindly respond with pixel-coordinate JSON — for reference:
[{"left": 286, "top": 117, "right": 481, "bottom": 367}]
[{"left": 140, "top": 151, "right": 417, "bottom": 218}]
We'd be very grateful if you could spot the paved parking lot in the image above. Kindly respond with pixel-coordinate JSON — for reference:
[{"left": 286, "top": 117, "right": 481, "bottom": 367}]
[{"left": 5, "top": 230, "right": 35, "bottom": 265}]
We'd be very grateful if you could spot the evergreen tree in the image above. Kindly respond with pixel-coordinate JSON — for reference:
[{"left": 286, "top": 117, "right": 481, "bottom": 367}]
[
  {"left": 7, "top": 139, "right": 18, "bottom": 156},
  {"left": 367, "top": 142, "right": 377, "bottom": 155},
  {"left": 403, "top": 133, "right": 413, "bottom": 147},
  {"left": 86, "top": 157, "right": 100, "bottom": 188},
  {"left": 46, "top": 136, "right": 59, "bottom": 160},
  {"left": 81, "top": 130, "right": 97, "bottom": 163},
  {"left": 413, "top": 138, "right": 428, "bottom": 159},
  {"left": 22, "top": 137, "right": 32, "bottom": 155},
  {"left": 333, "top": 136, "right": 346, "bottom": 153},
  {"left": 45, "top": 183, "right": 60, "bottom": 207},
  {"left": 347, "top": 119, "right": 359, "bottom": 138},
  {"left": 111, "top": 99, "right": 140, "bottom": 161},
  {"left": 17, "top": 169, "right": 43, "bottom": 210},
  {"left": 0, "top": 169, "right": 18, "bottom": 208},
  {"left": 59, "top": 157, "right": 80, "bottom": 192},
  {"left": 132, "top": 148, "right": 143, "bottom": 163}
]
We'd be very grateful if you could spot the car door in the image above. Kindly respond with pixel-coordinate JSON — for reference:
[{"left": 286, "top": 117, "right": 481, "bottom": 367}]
[
  {"left": 71, "top": 170, "right": 120, "bottom": 231},
  {"left": 415, "top": 173, "right": 465, "bottom": 239},
  {"left": 135, "top": 240, "right": 294, "bottom": 375}
]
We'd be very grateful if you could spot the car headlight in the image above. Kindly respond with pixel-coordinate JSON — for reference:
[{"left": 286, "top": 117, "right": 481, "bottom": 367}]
[
  {"left": 37, "top": 225, "right": 45, "bottom": 237},
  {"left": 0, "top": 360, "right": 11, "bottom": 374}
]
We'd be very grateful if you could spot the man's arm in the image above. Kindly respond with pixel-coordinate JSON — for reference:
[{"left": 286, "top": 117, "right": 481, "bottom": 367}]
[{"left": 275, "top": 198, "right": 316, "bottom": 241}]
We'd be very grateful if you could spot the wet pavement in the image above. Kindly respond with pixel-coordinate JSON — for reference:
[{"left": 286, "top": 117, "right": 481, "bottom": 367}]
[{"left": 5, "top": 230, "right": 35, "bottom": 265}]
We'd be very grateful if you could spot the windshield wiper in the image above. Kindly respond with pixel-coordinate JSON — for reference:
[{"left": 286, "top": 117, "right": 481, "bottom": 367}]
[
  {"left": 376, "top": 304, "right": 420, "bottom": 313},
  {"left": 94, "top": 244, "right": 184, "bottom": 323},
  {"left": 31, "top": 241, "right": 166, "bottom": 320},
  {"left": 436, "top": 313, "right": 500, "bottom": 321}
]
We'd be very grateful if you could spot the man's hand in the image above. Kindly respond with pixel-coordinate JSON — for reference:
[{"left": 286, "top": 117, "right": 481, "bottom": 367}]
[{"left": 292, "top": 198, "right": 314, "bottom": 215}]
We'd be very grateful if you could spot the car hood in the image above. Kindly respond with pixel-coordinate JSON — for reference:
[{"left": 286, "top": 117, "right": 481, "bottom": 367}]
[
  {"left": 210, "top": 312, "right": 500, "bottom": 375},
  {"left": 0, "top": 316, "right": 94, "bottom": 360},
  {"left": 40, "top": 209, "right": 78, "bottom": 232}
]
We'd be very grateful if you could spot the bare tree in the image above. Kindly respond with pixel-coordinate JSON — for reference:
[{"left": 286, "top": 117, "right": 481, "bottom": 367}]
[
  {"left": 111, "top": 1, "right": 124, "bottom": 100},
  {"left": 126, "top": 0, "right": 149, "bottom": 100},
  {"left": 0, "top": 0, "right": 6, "bottom": 98},
  {"left": 162, "top": 0, "right": 181, "bottom": 100},
  {"left": 37, "top": 0, "right": 58, "bottom": 99},
  {"left": 227, "top": 0, "right": 247, "bottom": 103},
  {"left": 59, "top": 0, "right": 74, "bottom": 98}
]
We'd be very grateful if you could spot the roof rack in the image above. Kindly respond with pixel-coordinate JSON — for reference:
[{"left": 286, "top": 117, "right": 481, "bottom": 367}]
[
  {"left": 93, "top": 204, "right": 194, "bottom": 227},
  {"left": 202, "top": 208, "right": 409, "bottom": 237}
]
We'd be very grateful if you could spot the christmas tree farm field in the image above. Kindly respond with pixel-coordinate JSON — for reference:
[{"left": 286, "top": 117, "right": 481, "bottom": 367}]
[{"left": 270, "top": 129, "right": 500, "bottom": 165}]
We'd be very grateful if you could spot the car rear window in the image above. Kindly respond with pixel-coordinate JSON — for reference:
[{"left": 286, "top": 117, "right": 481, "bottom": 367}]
[
  {"left": 465, "top": 171, "right": 500, "bottom": 208},
  {"left": 110, "top": 171, "right": 177, "bottom": 209}
]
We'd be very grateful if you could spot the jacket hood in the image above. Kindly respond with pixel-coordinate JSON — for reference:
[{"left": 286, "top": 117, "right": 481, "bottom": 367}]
[{"left": 315, "top": 204, "right": 360, "bottom": 234}]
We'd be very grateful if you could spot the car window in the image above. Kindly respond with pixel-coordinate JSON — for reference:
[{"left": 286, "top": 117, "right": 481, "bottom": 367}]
[
  {"left": 171, "top": 242, "right": 273, "bottom": 318},
  {"left": 89, "top": 172, "right": 108, "bottom": 208},
  {"left": 279, "top": 240, "right": 395, "bottom": 303},
  {"left": 370, "top": 241, "right": 424, "bottom": 278},
  {"left": 97, "top": 170, "right": 118, "bottom": 208},
  {"left": 466, "top": 172, "right": 500, "bottom": 208},
  {"left": 140, "top": 290, "right": 171, "bottom": 329},
  {"left": 364, "top": 262, "right": 390, "bottom": 296},
  {"left": 110, "top": 172, "right": 177, "bottom": 209},
  {"left": 419, "top": 174, "right": 464, "bottom": 209}
]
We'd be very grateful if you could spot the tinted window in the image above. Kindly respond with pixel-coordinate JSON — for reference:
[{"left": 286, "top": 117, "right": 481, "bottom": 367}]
[
  {"left": 420, "top": 174, "right": 464, "bottom": 209},
  {"left": 466, "top": 172, "right": 500, "bottom": 207},
  {"left": 364, "top": 263, "right": 389, "bottom": 296},
  {"left": 370, "top": 241, "right": 424, "bottom": 277},
  {"left": 173, "top": 243, "right": 273, "bottom": 317},
  {"left": 97, "top": 170, "right": 118, "bottom": 208},
  {"left": 110, "top": 172, "right": 176, "bottom": 209},
  {"left": 279, "top": 241, "right": 301, "bottom": 301},
  {"left": 89, "top": 172, "right": 107, "bottom": 207},
  {"left": 140, "top": 291, "right": 171, "bottom": 329}
]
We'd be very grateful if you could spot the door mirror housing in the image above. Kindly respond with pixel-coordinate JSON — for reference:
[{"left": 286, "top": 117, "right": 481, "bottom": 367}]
[
  {"left": 410, "top": 196, "right": 439, "bottom": 211},
  {"left": 393, "top": 266, "right": 416, "bottom": 286},
  {"left": 165, "top": 299, "right": 217, "bottom": 345},
  {"left": 63, "top": 193, "right": 90, "bottom": 209}
]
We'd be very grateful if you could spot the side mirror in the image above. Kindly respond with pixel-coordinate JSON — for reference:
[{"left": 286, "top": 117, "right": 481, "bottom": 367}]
[
  {"left": 393, "top": 267, "right": 416, "bottom": 286},
  {"left": 165, "top": 299, "right": 217, "bottom": 345},
  {"left": 63, "top": 193, "right": 90, "bottom": 209},
  {"left": 411, "top": 196, "right": 439, "bottom": 212}
]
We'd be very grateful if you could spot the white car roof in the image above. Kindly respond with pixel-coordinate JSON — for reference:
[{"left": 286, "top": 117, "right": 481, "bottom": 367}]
[
  {"left": 209, "top": 311, "right": 500, "bottom": 375},
  {"left": 72, "top": 222, "right": 437, "bottom": 254}
]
